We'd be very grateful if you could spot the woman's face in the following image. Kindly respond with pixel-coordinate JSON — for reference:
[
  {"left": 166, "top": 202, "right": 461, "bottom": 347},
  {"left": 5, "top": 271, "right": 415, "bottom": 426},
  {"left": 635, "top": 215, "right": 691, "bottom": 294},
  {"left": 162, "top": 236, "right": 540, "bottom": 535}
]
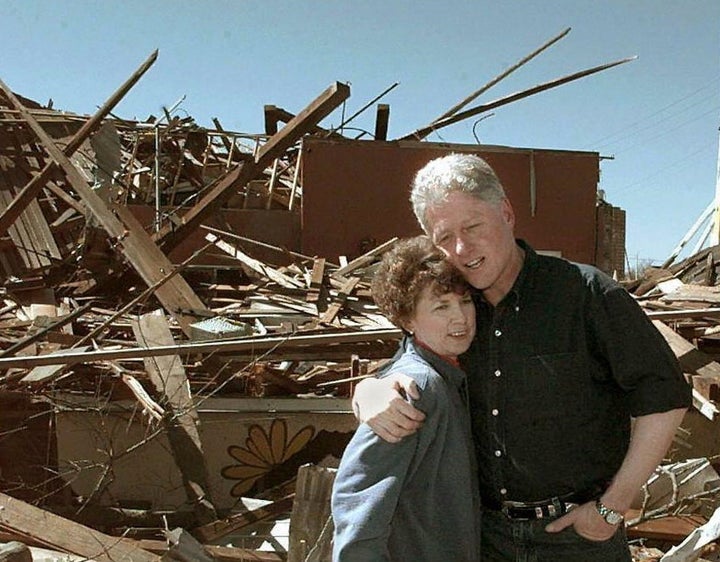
[{"left": 405, "top": 284, "right": 476, "bottom": 359}]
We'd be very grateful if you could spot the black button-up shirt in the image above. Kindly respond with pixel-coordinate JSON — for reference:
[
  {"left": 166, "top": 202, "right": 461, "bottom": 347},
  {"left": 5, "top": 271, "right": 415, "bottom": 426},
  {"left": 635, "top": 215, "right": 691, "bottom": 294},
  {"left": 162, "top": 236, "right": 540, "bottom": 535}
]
[{"left": 461, "top": 240, "right": 692, "bottom": 507}]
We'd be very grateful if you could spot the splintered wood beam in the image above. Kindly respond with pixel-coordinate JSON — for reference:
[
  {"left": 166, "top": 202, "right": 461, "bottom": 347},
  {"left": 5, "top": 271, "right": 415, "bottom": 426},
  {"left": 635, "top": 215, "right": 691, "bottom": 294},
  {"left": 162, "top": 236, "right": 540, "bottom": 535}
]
[
  {"left": 401, "top": 55, "right": 637, "bottom": 141},
  {"left": 333, "top": 237, "right": 398, "bottom": 278},
  {"left": 155, "top": 82, "right": 350, "bottom": 253},
  {"left": 0, "top": 80, "right": 208, "bottom": 337},
  {"left": 0, "top": 492, "right": 161, "bottom": 562},
  {"left": 191, "top": 494, "right": 295, "bottom": 543},
  {"left": 431, "top": 27, "right": 571, "bottom": 125},
  {"left": 653, "top": 320, "right": 720, "bottom": 406},
  {"left": 307, "top": 258, "right": 326, "bottom": 304},
  {"left": 374, "top": 103, "right": 390, "bottom": 140},
  {"left": 205, "top": 232, "right": 304, "bottom": 289},
  {"left": 0, "top": 50, "right": 158, "bottom": 236},
  {"left": 264, "top": 104, "right": 280, "bottom": 135},
  {"left": 320, "top": 277, "right": 360, "bottom": 324},
  {"left": 133, "top": 311, "right": 218, "bottom": 525},
  {"left": 263, "top": 104, "right": 337, "bottom": 137}
]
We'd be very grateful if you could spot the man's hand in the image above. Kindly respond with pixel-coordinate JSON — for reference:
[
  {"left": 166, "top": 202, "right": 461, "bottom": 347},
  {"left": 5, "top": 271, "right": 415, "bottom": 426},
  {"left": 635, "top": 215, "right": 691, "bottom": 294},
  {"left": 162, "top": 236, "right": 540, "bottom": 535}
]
[
  {"left": 352, "top": 373, "right": 426, "bottom": 443},
  {"left": 544, "top": 501, "right": 619, "bottom": 542}
]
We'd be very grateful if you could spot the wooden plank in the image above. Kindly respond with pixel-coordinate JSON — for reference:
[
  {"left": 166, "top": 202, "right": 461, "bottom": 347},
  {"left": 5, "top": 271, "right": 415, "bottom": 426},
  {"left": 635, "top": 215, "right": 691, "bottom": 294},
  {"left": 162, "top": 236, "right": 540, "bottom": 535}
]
[
  {"left": 155, "top": 82, "right": 350, "bottom": 253},
  {"left": 626, "top": 511, "right": 705, "bottom": 542},
  {"left": 0, "top": 80, "right": 209, "bottom": 337},
  {"left": 0, "top": 492, "right": 160, "bottom": 562},
  {"left": 206, "top": 232, "right": 304, "bottom": 289},
  {"left": 661, "top": 284, "right": 720, "bottom": 305},
  {"left": 287, "top": 465, "right": 336, "bottom": 562},
  {"left": 19, "top": 346, "right": 91, "bottom": 385},
  {"left": 333, "top": 237, "right": 397, "bottom": 278},
  {"left": 653, "top": 320, "right": 720, "bottom": 405},
  {"left": 132, "top": 310, "right": 217, "bottom": 524},
  {"left": 320, "top": 277, "right": 359, "bottom": 324},
  {"left": 306, "top": 258, "right": 326, "bottom": 304},
  {"left": 192, "top": 494, "right": 294, "bottom": 544},
  {"left": 645, "top": 307, "right": 720, "bottom": 321},
  {"left": 0, "top": 327, "right": 403, "bottom": 369},
  {"left": 374, "top": 103, "right": 390, "bottom": 141}
]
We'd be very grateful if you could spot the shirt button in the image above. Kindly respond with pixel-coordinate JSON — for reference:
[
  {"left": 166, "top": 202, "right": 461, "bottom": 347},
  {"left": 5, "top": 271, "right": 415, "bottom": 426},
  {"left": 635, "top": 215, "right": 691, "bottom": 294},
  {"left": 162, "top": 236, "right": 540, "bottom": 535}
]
[
  {"left": 494, "top": 450, "right": 502, "bottom": 457},
  {"left": 492, "top": 409, "right": 499, "bottom": 416},
  {"left": 494, "top": 329, "right": 502, "bottom": 337},
  {"left": 494, "top": 369, "right": 501, "bottom": 377},
  {"left": 500, "top": 488, "right": 507, "bottom": 496}
]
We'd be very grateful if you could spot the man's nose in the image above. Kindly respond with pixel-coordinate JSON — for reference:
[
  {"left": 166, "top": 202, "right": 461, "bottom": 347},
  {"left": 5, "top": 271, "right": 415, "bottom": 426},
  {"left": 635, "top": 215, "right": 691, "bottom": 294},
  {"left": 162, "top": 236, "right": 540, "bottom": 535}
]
[{"left": 455, "top": 236, "right": 468, "bottom": 256}]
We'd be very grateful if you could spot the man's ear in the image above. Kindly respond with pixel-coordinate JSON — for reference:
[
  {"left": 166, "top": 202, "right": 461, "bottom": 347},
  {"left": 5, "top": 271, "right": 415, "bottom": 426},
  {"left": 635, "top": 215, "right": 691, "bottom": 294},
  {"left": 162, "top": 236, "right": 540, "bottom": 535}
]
[{"left": 501, "top": 198, "right": 515, "bottom": 228}]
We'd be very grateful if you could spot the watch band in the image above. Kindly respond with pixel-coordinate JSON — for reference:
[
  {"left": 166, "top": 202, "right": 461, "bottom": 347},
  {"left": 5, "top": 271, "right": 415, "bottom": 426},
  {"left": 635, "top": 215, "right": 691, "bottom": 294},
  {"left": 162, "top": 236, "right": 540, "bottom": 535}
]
[{"left": 595, "top": 500, "right": 624, "bottom": 525}]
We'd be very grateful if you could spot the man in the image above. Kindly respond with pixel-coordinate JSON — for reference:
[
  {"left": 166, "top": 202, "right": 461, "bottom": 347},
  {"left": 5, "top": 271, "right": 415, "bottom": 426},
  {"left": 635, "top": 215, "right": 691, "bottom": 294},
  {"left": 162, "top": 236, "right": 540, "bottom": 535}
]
[{"left": 352, "top": 153, "right": 691, "bottom": 561}]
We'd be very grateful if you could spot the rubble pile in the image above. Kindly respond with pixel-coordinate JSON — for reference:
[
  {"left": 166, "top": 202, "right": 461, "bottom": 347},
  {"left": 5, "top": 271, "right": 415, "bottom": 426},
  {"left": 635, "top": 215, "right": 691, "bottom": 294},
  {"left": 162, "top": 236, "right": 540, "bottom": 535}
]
[{"left": 0, "top": 50, "right": 719, "bottom": 562}]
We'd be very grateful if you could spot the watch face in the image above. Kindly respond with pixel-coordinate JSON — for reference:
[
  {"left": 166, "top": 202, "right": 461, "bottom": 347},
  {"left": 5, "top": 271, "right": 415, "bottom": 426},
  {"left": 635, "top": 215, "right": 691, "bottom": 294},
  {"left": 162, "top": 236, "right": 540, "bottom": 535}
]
[
  {"left": 597, "top": 501, "right": 624, "bottom": 525},
  {"left": 605, "top": 511, "right": 624, "bottom": 525}
]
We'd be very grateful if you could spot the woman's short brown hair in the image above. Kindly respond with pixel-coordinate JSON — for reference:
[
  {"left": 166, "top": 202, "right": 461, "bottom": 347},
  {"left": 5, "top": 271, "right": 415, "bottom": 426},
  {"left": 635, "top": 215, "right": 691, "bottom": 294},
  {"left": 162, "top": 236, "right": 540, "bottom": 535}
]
[{"left": 371, "top": 235, "right": 470, "bottom": 329}]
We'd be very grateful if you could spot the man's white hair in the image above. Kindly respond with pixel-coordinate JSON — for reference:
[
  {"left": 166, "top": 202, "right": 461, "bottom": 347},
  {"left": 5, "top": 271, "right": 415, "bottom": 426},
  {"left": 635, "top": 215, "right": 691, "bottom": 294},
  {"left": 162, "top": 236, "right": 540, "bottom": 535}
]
[{"left": 410, "top": 153, "right": 506, "bottom": 233}]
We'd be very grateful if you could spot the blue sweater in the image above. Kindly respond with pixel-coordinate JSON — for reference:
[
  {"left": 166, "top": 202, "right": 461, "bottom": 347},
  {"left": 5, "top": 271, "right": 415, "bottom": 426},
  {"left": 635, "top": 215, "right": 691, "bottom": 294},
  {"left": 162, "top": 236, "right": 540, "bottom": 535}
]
[{"left": 331, "top": 338, "right": 481, "bottom": 561}]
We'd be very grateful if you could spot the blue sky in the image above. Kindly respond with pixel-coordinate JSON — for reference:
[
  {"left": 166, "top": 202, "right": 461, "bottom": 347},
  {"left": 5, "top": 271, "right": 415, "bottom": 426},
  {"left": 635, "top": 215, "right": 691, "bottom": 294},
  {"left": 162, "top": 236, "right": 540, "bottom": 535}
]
[{"left": 2, "top": 1, "right": 719, "bottom": 268}]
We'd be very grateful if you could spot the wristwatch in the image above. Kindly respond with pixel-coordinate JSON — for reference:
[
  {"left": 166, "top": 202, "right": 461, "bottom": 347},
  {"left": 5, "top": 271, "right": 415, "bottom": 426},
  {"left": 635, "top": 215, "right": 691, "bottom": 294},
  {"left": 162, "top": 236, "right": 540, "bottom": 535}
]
[{"left": 595, "top": 500, "right": 624, "bottom": 525}]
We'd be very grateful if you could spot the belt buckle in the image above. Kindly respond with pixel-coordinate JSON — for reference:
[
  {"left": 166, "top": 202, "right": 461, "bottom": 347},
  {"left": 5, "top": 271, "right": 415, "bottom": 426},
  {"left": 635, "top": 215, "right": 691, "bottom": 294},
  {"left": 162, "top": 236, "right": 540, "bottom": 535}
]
[
  {"left": 500, "top": 497, "right": 578, "bottom": 520},
  {"left": 500, "top": 500, "right": 533, "bottom": 520}
]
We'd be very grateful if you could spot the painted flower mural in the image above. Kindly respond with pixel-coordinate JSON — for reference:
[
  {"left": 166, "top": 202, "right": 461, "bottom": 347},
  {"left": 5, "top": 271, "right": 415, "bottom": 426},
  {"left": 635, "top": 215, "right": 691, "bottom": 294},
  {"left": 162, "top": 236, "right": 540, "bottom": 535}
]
[{"left": 222, "top": 418, "right": 315, "bottom": 496}]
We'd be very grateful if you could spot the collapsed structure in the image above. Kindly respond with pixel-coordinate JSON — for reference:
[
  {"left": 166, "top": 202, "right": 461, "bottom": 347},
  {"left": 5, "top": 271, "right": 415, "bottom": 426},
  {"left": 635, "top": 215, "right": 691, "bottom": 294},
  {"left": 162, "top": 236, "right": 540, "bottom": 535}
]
[{"left": 0, "top": 43, "right": 718, "bottom": 562}]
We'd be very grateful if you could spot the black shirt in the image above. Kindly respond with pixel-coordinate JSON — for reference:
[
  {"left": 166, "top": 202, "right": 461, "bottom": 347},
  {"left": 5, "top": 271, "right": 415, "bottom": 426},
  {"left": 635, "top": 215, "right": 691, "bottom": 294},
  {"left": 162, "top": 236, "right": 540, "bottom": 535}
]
[{"left": 461, "top": 240, "right": 692, "bottom": 507}]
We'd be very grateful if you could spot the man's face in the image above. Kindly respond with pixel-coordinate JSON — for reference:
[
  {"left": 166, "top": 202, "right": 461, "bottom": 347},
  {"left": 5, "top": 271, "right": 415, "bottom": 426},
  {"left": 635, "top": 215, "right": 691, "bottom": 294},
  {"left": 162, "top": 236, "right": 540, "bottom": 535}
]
[{"left": 425, "top": 191, "right": 519, "bottom": 305}]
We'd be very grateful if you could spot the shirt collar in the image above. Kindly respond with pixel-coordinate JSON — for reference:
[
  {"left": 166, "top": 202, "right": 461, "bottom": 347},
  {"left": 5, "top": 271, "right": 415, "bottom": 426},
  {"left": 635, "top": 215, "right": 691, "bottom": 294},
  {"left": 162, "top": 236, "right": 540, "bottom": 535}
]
[{"left": 405, "top": 336, "right": 467, "bottom": 389}]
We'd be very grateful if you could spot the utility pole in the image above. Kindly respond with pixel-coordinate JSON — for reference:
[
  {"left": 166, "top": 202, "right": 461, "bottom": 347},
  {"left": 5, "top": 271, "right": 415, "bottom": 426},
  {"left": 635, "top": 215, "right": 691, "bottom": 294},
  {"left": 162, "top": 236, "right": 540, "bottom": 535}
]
[{"left": 712, "top": 125, "right": 720, "bottom": 245}]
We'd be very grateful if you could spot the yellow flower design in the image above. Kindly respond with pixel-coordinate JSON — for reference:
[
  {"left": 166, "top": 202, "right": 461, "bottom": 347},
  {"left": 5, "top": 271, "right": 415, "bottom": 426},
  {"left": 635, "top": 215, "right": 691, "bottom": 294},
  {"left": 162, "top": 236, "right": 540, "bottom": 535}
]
[{"left": 222, "top": 419, "right": 315, "bottom": 496}]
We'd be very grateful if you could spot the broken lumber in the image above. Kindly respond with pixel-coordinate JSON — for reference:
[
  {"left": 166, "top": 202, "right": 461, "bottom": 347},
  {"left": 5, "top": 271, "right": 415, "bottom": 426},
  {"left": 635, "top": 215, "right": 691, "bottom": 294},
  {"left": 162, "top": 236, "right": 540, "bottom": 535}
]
[
  {"left": 0, "top": 492, "right": 160, "bottom": 562},
  {"left": 133, "top": 310, "right": 218, "bottom": 524}
]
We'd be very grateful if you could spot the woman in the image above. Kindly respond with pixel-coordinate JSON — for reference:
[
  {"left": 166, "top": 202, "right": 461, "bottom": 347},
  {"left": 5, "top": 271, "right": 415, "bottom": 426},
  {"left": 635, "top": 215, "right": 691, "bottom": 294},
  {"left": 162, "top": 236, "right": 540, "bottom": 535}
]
[{"left": 331, "top": 235, "right": 480, "bottom": 561}]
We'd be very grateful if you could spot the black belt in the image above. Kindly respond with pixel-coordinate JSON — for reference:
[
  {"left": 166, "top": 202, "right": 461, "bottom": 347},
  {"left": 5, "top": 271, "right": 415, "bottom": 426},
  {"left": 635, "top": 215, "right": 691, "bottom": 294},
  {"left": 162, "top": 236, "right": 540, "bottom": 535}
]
[{"left": 483, "top": 488, "right": 602, "bottom": 521}]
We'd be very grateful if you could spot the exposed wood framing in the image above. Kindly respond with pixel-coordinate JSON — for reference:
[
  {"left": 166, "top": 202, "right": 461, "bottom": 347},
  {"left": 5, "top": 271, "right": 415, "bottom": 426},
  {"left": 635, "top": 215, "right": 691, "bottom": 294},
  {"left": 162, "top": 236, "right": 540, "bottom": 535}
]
[
  {"left": 0, "top": 50, "right": 158, "bottom": 237},
  {"left": 155, "top": 82, "right": 350, "bottom": 253},
  {"left": 0, "top": 80, "right": 209, "bottom": 337}
]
